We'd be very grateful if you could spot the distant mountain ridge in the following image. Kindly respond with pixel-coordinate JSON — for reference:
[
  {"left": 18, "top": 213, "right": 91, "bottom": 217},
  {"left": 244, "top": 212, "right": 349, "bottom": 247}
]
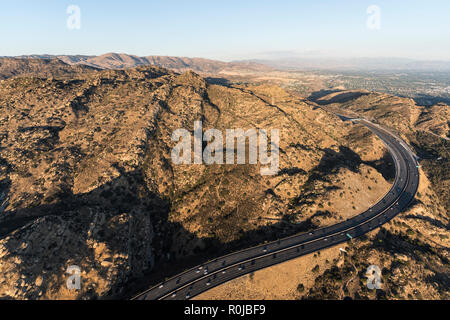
[
  {"left": 0, "top": 57, "right": 100, "bottom": 80},
  {"left": 7, "top": 53, "right": 450, "bottom": 73},
  {"left": 10, "top": 53, "right": 274, "bottom": 74},
  {"left": 235, "top": 57, "right": 450, "bottom": 72}
]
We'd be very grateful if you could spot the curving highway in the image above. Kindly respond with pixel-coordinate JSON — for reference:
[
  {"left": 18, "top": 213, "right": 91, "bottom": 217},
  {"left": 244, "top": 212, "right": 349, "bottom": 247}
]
[{"left": 132, "top": 119, "right": 420, "bottom": 300}]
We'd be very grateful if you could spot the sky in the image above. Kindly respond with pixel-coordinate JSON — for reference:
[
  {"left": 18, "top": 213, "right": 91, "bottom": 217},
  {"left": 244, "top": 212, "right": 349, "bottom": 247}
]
[{"left": 0, "top": 0, "right": 449, "bottom": 61}]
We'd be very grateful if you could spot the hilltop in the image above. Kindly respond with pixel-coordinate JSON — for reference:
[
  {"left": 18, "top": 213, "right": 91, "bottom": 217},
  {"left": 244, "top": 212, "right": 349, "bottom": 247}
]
[{"left": 0, "top": 58, "right": 100, "bottom": 80}]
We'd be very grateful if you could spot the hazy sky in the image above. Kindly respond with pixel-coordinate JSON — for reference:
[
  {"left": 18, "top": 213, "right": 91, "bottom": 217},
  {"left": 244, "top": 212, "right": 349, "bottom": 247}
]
[{"left": 1, "top": 0, "right": 449, "bottom": 61}]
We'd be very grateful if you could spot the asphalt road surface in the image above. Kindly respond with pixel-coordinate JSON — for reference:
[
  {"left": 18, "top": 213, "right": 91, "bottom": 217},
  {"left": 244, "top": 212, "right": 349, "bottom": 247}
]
[{"left": 132, "top": 119, "right": 420, "bottom": 300}]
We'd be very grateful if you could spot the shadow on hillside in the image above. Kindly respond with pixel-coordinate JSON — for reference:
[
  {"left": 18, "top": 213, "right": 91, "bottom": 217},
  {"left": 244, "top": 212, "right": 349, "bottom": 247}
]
[
  {"left": 289, "top": 146, "right": 361, "bottom": 207},
  {"left": 204, "top": 77, "right": 231, "bottom": 86},
  {"left": 425, "top": 270, "right": 450, "bottom": 294},
  {"left": 289, "top": 146, "right": 395, "bottom": 208},
  {"left": 372, "top": 229, "right": 439, "bottom": 261},
  {"left": 0, "top": 178, "right": 10, "bottom": 196},
  {"left": 364, "top": 151, "right": 396, "bottom": 182},
  {"left": 411, "top": 94, "right": 450, "bottom": 107},
  {"left": 0, "top": 150, "right": 12, "bottom": 217},
  {"left": 308, "top": 89, "right": 370, "bottom": 105},
  {"left": 0, "top": 166, "right": 175, "bottom": 299},
  {"left": 372, "top": 228, "right": 450, "bottom": 295},
  {"left": 404, "top": 214, "right": 450, "bottom": 230},
  {"left": 308, "top": 89, "right": 342, "bottom": 102},
  {"left": 0, "top": 178, "right": 11, "bottom": 215}
]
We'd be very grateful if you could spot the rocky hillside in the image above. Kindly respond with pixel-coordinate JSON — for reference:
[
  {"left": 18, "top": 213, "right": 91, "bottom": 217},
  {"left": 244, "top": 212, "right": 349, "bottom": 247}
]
[
  {"left": 312, "top": 90, "right": 449, "bottom": 208},
  {"left": 313, "top": 89, "right": 449, "bottom": 139},
  {"left": 13, "top": 53, "right": 273, "bottom": 74},
  {"left": 0, "top": 58, "right": 100, "bottom": 80},
  {"left": 0, "top": 64, "right": 397, "bottom": 299},
  {"left": 0, "top": 66, "right": 171, "bottom": 299},
  {"left": 196, "top": 90, "right": 449, "bottom": 301}
]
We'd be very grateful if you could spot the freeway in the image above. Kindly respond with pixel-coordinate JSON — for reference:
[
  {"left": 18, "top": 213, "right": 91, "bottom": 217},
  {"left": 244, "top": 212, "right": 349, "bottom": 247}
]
[{"left": 132, "top": 119, "right": 420, "bottom": 300}]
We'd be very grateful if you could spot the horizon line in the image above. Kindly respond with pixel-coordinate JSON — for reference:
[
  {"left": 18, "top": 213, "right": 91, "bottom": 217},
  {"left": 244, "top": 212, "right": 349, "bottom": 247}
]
[{"left": 2, "top": 52, "right": 450, "bottom": 64}]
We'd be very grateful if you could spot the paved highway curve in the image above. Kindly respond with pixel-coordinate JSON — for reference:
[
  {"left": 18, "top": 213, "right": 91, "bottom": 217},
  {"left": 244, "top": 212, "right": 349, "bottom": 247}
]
[{"left": 132, "top": 119, "right": 420, "bottom": 300}]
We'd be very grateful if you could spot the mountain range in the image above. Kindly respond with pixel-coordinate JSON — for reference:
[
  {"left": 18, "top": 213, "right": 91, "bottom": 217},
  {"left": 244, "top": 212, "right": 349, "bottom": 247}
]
[
  {"left": 5, "top": 53, "right": 450, "bottom": 76},
  {"left": 8, "top": 53, "right": 273, "bottom": 74}
]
